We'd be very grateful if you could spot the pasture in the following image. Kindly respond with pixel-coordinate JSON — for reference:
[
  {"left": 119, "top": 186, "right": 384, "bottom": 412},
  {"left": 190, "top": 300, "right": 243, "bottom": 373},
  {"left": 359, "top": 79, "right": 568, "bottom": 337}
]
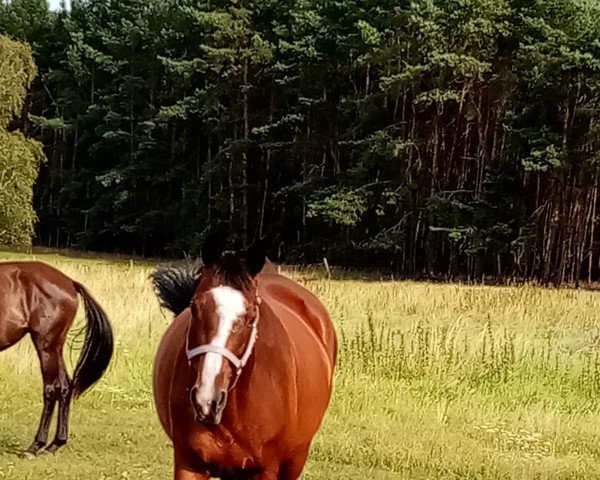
[{"left": 1, "top": 251, "right": 600, "bottom": 479}]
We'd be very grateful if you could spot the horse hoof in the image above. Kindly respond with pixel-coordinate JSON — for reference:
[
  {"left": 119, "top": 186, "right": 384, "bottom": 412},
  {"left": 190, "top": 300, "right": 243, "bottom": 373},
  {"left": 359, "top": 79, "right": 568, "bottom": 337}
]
[
  {"left": 22, "top": 442, "right": 46, "bottom": 458},
  {"left": 42, "top": 441, "right": 65, "bottom": 455},
  {"left": 21, "top": 450, "right": 38, "bottom": 459}
]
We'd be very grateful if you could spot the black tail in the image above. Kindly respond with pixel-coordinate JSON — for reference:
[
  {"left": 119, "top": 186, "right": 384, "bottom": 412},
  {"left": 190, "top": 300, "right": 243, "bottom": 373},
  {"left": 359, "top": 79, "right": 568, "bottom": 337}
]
[
  {"left": 150, "top": 264, "right": 199, "bottom": 316},
  {"left": 72, "top": 282, "right": 114, "bottom": 398}
]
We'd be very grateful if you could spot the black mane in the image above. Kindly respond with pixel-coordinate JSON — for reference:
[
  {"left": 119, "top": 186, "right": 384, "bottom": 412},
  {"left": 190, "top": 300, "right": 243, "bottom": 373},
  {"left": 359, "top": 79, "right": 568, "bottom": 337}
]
[
  {"left": 150, "top": 254, "right": 254, "bottom": 316},
  {"left": 150, "top": 263, "right": 199, "bottom": 315}
]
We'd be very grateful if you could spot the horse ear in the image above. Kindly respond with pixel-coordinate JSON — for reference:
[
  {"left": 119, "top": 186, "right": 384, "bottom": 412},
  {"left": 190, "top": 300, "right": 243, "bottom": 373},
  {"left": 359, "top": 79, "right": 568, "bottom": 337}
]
[
  {"left": 202, "top": 232, "right": 225, "bottom": 267},
  {"left": 244, "top": 238, "right": 266, "bottom": 277}
]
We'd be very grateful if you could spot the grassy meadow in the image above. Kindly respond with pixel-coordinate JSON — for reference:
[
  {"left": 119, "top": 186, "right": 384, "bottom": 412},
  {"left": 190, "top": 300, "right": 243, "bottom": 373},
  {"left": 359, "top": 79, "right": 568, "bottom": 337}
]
[{"left": 1, "top": 251, "right": 600, "bottom": 478}]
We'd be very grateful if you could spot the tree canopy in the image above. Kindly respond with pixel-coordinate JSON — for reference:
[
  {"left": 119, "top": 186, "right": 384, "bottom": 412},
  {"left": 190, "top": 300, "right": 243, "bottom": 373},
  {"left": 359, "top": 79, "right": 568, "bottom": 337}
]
[
  {"left": 0, "top": 34, "right": 44, "bottom": 246},
  {"left": 3, "top": 0, "right": 600, "bottom": 283}
]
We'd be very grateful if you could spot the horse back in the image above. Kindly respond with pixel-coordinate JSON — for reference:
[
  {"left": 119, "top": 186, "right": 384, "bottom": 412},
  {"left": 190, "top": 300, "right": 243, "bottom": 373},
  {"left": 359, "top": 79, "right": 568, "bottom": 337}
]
[
  {"left": 0, "top": 261, "right": 78, "bottom": 307},
  {"left": 258, "top": 273, "right": 337, "bottom": 370},
  {"left": 0, "top": 261, "right": 77, "bottom": 291}
]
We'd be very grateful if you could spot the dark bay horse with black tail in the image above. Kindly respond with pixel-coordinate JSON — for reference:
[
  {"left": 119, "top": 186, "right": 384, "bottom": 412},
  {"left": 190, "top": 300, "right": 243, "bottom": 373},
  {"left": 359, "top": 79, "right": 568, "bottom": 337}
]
[
  {"left": 151, "top": 238, "right": 337, "bottom": 479},
  {"left": 0, "top": 261, "right": 114, "bottom": 456}
]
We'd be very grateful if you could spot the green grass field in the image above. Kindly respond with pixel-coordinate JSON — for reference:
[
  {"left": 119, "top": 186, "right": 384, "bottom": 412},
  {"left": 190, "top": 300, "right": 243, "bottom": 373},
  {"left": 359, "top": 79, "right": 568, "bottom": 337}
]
[{"left": 2, "top": 250, "right": 600, "bottom": 479}]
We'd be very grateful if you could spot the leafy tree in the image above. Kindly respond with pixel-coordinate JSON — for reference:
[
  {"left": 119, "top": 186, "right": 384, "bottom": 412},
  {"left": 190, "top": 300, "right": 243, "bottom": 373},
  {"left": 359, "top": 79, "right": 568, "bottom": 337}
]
[{"left": 0, "top": 35, "right": 45, "bottom": 245}]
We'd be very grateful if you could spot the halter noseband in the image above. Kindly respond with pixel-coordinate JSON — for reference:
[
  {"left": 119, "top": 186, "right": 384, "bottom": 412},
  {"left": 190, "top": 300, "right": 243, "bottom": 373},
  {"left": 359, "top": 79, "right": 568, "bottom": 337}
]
[{"left": 186, "top": 296, "right": 261, "bottom": 381}]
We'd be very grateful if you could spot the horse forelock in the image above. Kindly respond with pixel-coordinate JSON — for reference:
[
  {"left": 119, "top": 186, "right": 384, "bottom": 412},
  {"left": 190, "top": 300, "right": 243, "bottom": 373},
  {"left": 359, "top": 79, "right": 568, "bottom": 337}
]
[{"left": 210, "top": 252, "right": 255, "bottom": 293}]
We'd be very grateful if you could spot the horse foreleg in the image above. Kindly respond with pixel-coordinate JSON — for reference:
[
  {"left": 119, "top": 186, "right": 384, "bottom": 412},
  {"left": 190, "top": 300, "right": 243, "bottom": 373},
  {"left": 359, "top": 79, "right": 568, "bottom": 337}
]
[
  {"left": 277, "top": 447, "right": 310, "bottom": 480},
  {"left": 174, "top": 469, "right": 209, "bottom": 480},
  {"left": 25, "top": 343, "right": 60, "bottom": 456},
  {"left": 44, "top": 355, "right": 72, "bottom": 453},
  {"left": 173, "top": 450, "right": 210, "bottom": 480},
  {"left": 250, "top": 466, "right": 280, "bottom": 480}
]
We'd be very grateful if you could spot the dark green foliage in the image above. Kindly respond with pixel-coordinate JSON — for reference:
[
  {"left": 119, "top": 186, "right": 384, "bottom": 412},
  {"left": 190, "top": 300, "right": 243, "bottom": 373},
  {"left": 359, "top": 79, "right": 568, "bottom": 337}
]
[{"left": 4, "top": 0, "right": 600, "bottom": 282}]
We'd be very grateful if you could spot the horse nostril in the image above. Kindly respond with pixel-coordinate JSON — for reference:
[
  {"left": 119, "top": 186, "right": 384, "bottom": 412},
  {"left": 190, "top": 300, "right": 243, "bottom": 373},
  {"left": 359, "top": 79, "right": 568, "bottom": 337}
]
[
  {"left": 218, "top": 390, "right": 227, "bottom": 408},
  {"left": 190, "top": 386, "right": 198, "bottom": 405},
  {"left": 211, "top": 390, "right": 227, "bottom": 414}
]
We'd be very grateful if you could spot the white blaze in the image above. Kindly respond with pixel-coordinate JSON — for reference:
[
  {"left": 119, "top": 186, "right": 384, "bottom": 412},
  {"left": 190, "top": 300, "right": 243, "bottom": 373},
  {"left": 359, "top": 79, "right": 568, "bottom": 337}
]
[{"left": 195, "top": 285, "right": 246, "bottom": 413}]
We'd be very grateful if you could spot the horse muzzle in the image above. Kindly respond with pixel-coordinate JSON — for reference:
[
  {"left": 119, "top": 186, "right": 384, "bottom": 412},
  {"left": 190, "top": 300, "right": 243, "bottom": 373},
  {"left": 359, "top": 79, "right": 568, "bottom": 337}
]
[{"left": 190, "top": 386, "right": 228, "bottom": 425}]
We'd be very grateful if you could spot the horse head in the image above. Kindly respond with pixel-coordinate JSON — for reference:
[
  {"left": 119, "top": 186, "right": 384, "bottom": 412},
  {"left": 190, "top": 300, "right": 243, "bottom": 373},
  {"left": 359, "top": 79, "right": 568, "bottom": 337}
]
[{"left": 186, "top": 235, "right": 265, "bottom": 424}]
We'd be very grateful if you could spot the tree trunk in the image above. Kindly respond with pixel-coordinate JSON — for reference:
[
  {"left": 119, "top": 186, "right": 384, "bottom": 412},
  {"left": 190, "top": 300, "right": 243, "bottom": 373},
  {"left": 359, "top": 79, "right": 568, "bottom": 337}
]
[{"left": 241, "top": 58, "right": 250, "bottom": 245}]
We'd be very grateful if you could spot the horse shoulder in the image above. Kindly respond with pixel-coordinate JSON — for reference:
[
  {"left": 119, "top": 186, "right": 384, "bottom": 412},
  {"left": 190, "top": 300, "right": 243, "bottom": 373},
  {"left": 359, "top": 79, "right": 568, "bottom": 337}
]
[{"left": 153, "top": 310, "right": 191, "bottom": 439}]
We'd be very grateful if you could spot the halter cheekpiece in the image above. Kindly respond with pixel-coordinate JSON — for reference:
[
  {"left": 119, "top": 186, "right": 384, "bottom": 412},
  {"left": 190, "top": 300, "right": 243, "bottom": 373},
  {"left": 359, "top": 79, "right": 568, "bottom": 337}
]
[{"left": 186, "top": 296, "right": 261, "bottom": 381}]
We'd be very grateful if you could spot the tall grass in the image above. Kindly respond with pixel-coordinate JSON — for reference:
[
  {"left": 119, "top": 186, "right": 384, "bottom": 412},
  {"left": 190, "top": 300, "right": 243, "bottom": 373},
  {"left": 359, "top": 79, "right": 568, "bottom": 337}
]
[{"left": 2, "top": 252, "right": 600, "bottom": 478}]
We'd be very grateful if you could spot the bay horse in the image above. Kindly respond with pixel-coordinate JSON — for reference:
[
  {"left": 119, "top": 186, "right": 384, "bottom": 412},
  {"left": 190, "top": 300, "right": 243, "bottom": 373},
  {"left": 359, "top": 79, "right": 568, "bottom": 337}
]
[
  {"left": 0, "top": 261, "right": 113, "bottom": 456},
  {"left": 151, "top": 238, "right": 337, "bottom": 479}
]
